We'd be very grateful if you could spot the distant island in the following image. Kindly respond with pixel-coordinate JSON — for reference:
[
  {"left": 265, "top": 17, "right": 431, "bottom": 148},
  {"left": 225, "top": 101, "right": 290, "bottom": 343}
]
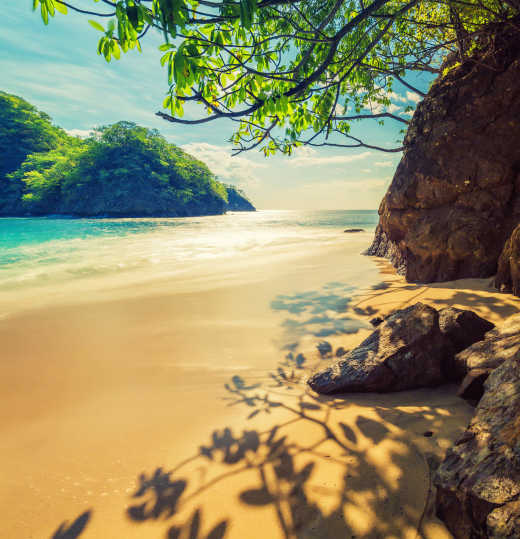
[{"left": 0, "top": 91, "right": 255, "bottom": 217}]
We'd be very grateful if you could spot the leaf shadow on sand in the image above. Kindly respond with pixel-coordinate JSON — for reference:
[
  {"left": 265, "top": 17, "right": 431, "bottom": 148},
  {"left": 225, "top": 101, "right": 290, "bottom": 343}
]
[
  {"left": 47, "top": 281, "right": 485, "bottom": 539},
  {"left": 123, "top": 353, "right": 466, "bottom": 538},
  {"left": 51, "top": 510, "right": 92, "bottom": 539},
  {"left": 50, "top": 347, "right": 470, "bottom": 539},
  {"left": 270, "top": 282, "right": 371, "bottom": 349}
]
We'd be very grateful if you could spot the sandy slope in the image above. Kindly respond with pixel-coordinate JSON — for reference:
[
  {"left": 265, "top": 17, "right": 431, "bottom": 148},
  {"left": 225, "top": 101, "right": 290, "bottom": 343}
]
[{"left": 0, "top": 242, "right": 518, "bottom": 539}]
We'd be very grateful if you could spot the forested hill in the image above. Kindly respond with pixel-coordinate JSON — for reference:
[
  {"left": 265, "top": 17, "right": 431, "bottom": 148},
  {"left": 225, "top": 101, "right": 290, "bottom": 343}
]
[{"left": 0, "top": 91, "right": 255, "bottom": 217}]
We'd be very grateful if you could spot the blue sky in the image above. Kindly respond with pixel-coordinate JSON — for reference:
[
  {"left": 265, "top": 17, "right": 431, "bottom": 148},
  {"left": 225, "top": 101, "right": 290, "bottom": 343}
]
[{"left": 1, "top": 1, "right": 432, "bottom": 209}]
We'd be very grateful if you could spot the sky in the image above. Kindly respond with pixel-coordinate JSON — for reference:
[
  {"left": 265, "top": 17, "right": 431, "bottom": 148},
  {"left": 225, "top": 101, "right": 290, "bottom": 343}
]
[{"left": 1, "top": 1, "right": 432, "bottom": 209}]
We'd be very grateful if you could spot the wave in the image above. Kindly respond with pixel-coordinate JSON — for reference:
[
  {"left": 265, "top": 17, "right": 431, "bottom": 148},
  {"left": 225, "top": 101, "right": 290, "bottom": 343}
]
[{"left": 0, "top": 211, "right": 378, "bottom": 308}]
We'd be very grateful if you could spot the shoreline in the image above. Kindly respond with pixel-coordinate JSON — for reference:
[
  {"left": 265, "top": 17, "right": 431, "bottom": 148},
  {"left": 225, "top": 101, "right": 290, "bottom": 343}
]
[{"left": 1, "top": 243, "right": 519, "bottom": 538}]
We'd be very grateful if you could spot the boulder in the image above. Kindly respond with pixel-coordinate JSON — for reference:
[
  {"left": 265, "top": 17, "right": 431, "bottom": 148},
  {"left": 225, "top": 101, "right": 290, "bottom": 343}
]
[
  {"left": 439, "top": 307, "right": 494, "bottom": 355},
  {"left": 495, "top": 224, "right": 520, "bottom": 296},
  {"left": 487, "top": 500, "right": 520, "bottom": 537},
  {"left": 308, "top": 303, "right": 492, "bottom": 394},
  {"left": 344, "top": 228, "right": 364, "bottom": 233},
  {"left": 434, "top": 352, "right": 520, "bottom": 538},
  {"left": 366, "top": 22, "right": 520, "bottom": 286},
  {"left": 453, "top": 313, "right": 520, "bottom": 379}
]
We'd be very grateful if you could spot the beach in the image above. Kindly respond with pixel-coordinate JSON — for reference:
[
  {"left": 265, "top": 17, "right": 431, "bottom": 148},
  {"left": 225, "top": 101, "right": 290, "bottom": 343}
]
[{"left": 1, "top": 212, "right": 519, "bottom": 539}]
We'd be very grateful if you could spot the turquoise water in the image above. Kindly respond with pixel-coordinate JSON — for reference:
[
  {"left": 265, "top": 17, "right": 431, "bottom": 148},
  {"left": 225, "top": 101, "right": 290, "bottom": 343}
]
[
  {"left": 0, "top": 210, "right": 378, "bottom": 251},
  {"left": 0, "top": 210, "right": 379, "bottom": 302}
]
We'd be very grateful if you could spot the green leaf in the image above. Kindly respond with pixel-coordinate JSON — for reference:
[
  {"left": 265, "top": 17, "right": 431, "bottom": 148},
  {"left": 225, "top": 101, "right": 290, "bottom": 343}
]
[
  {"left": 111, "top": 40, "right": 121, "bottom": 60},
  {"left": 239, "top": 0, "right": 252, "bottom": 29},
  {"left": 126, "top": 6, "right": 140, "bottom": 30},
  {"left": 88, "top": 20, "right": 105, "bottom": 32},
  {"left": 159, "top": 43, "right": 175, "bottom": 52},
  {"left": 41, "top": 5, "right": 49, "bottom": 25},
  {"left": 54, "top": 1, "right": 68, "bottom": 14},
  {"left": 163, "top": 94, "right": 172, "bottom": 109}
]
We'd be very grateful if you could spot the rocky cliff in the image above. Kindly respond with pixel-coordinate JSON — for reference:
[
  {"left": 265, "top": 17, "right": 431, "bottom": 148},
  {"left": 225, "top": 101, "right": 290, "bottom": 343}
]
[
  {"left": 495, "top": 223, "right": 520, "bottom": 295},
  {"left": 435, "top": 331, "right": 520, "bottom": 538},
  {"left": 367, "top": 21, "right": 520, "bottom": 287}
]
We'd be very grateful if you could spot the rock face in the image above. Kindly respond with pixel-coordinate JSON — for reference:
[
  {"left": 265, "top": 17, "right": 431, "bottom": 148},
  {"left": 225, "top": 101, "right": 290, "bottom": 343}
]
[
  {"left": 495, "top": 224, "right": 520, "bottom": 296},
  {"left": 307, "top": 303, "right": 492, "bottom": 394},
  {"left": 453, "top": 313, "right": 520, "bottom": 379},
  {"left": 434, "top": 352, "right": 520, "bottom": 538},
  {"left": 439, "top": 307, "right": 495, "bottom": 356},
  {"left": 367, "top": 22, "right": 520, "bottom": 286}
]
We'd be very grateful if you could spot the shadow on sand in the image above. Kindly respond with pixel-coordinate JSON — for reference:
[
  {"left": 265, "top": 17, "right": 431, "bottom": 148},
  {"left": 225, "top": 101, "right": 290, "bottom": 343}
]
[
  {"left": 51, "top": 511, "right": 92, "bottom": 539},
  {"left": 49, "top": 278, "right": 501, "bottom": 539},
  {"left": 270, "top": 281, "right": 371, "bottom": 349},
  {"left": 50, "top": 347, "right": 469, "bottom": 539}
]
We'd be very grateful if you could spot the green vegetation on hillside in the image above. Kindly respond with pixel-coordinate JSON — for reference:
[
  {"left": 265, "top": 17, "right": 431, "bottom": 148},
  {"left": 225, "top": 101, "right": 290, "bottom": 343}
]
[
  {"left": 0, "top": 91, "right": 69, "bottom": 214},
  {"left": 224, "top": 185, "right": 255, "bottom": 212},
  {"left": 0, "top": 92, "right": 254, "bottom": 217}
]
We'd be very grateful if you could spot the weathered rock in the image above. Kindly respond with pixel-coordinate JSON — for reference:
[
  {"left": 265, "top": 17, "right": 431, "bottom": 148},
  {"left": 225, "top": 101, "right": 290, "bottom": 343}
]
[
  {"left": 367, "top": 21, "right": 520, "bottom": 286},
  {"left": 435, "top": 352, "right": 520, "bottom": 538},
  {"left": 487, "top": 500, "right": 520, "bottom": 537},
  {"left": 439, "top": 307, "right": 495, "bottom": 355},
  {"left": 344, "top": 228, "right": 364, "bottom": 233},
  {"left": 457, "top": 368, "right": 493, "bottom": 404},
  {"left": 495, "top": 224, "right": 520, "bottom": 296},
  {"left": 308, "top": 303, "right": 445, "bottom": 394},
  {"left": 308, "top": 303, "right": 493, "bottom": 395},
  {"left": 454, "top": 313, "right": 520, "bottom": 379}
]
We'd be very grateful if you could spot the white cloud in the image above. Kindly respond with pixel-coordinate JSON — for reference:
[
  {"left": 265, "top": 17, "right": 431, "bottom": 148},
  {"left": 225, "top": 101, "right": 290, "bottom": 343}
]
[
  {"left": 1, "top": 58, "right": 162, "bottom": 132},
  {"left": 386, "top": 91, "right": 408, "bottom": 103},
  {"left": 366, "top": 102, "right": 384, "bottom": 114},
  {"left": 287, "top": 147, "right": 372, "bottom": 167},
  {"left": 270, "top": 176, "right": 390, "bottom": 210},
  {"left": 406, "top": 91, "right": 422, "bottom": 103},
  {"left": 180, "top": 142, "right": 266, "bottom": 187},
  {"left": 299, "top": 177, "right": 387, "bottom": 192},
  {"left": 360, "top": 89, "right": 422, "bottom": 117},
  {"left": 387, "top": 103, "right": 402, "bottom": 114},
  {"left": 363, "top": 101, "right": 401, "bottom": 115},
  {"left": 374, "top": 161, "right": 394, "bottom": 168},
  {"left": 66, "top": 128, "right": 93, "bottom": 138}
]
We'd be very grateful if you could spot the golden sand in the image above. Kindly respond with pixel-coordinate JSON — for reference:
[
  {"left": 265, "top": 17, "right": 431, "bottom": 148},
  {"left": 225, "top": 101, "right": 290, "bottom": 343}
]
[{"left": 1, "top": 244, "right": 518, "bottom": 539}]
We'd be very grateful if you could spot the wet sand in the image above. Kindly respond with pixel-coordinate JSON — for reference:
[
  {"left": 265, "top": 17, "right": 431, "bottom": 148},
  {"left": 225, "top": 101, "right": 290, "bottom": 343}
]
[{"left": 1, "top": 241, "right": 519, "bottom": 539}]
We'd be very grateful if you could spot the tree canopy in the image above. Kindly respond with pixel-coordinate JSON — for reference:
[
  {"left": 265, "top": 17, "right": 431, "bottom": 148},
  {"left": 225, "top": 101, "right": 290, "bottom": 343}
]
[
  {"left": 0, "top": 91, "right": 254, "bottom": 216},
  {"left": 0, "top": 90, "right": 66, "bottom": 180},
  {"left": 33, "top": 0, "right": 519, "bottom": 156}
]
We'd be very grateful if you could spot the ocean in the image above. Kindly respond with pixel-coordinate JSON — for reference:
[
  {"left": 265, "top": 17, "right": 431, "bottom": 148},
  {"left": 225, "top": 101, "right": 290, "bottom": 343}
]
[{"left": 0, "top": 210, "right": 379, "bottom": 313}]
